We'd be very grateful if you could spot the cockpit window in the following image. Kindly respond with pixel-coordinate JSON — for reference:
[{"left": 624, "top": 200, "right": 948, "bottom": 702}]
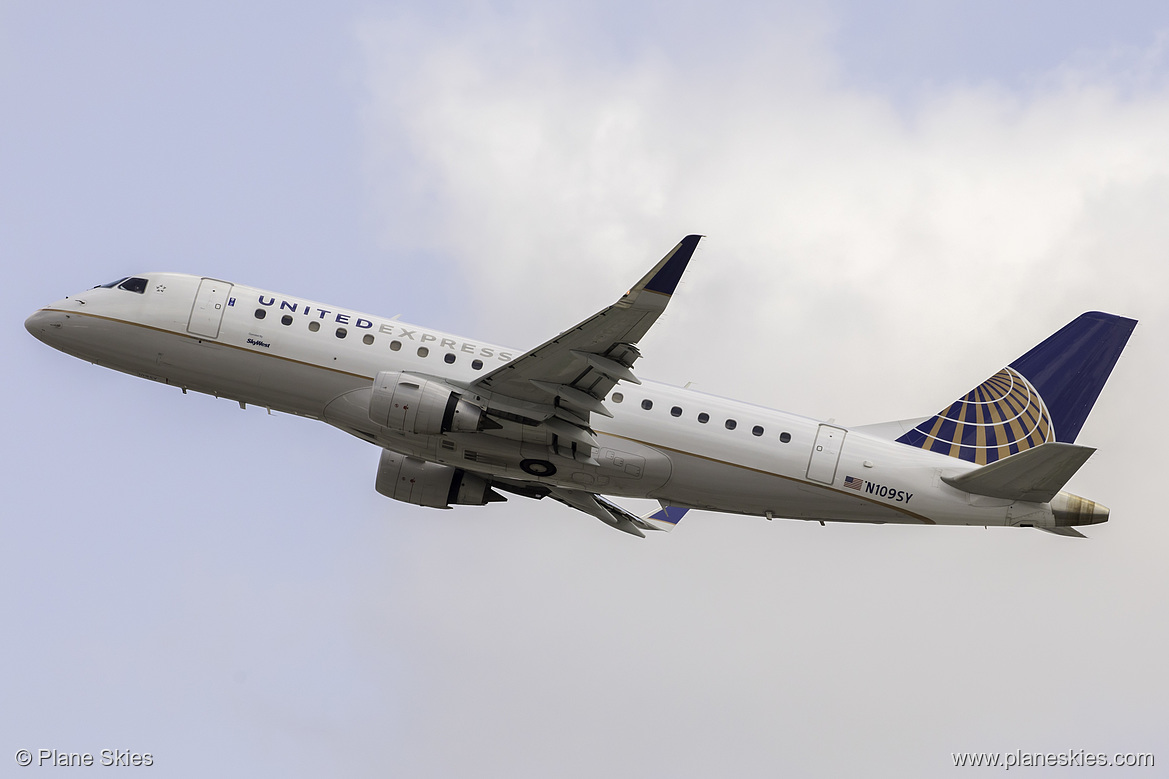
[
  {"left": 117, "top": 277, "right": 148, "bottom": 294},
  {"left": 98, "top": 277, "right": 130, "bottom": 288}
]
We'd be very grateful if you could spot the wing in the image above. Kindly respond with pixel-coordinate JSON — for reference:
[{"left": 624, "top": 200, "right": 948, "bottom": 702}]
[
  {"left": 492, "top": 476, "right": 691, "bottom": 537},
  {"left": 471, "top": 235, "right": 701, "bottom": 429},
  {"left": 458, "top": 236, "right": 700, "bottom": 536},
  {"left": 546, "top": 489, "right": 689, "bottom": 537}
]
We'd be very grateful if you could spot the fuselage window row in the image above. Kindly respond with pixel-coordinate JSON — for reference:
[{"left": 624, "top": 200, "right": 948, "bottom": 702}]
[
  {"left": 614, "top": 393, "right": 788, "bottom": 442},
  {"left": 241, "top": 313, "right": 486, "bottom": 370},
  {"left": 229, "top": 322, "right": 794, "bottom": 439}
]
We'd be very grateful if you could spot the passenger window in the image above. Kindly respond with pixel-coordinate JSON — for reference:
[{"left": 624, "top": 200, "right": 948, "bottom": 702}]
[
  {"left": 725, "top": 419, "right": 737, "bottom": 430},
  {"left": 472, "top": 359, "right": 484, "bottom": 370},
  {"left": 670, "top": 406, "right": 682, "bottom": 417},
  {"left": 417, "top": 346, "right": 429, "bottom": 358},
  {"left": 752, "top": 425, "right": 764, "bottom": 437},
  {"left": 641, "top": 399, "right": 653, "bottom": 410},
  {"left": 363, "top": 334, "right": 375, "bottom": 345},
  {"left": 254, "top": 308, "right": 266, "bottom": 319},
  {"left": 281, "top": 315, "right": 293, "bottom": 326},
  {"left": 117, "top": 277, "right": 148, "bottom": 294},
  {"left": 390, "top": 340, "right": 402, "bottom": 351},
  {"left": 780, "top": 432, "right": 791, "bottom": 443},
  {"left": 444, "top": 353, "right": 456, "bottom": 364},
  {"left": 308, "top": 321, "right": 320, "bottom": 332},
  {"left": 697, "top": 412, "right": 709, "bottom": 424},
  {"left": 335, "top": 327, "right": 347, "bottom": 339},
  {"left": 611, "top": 392, "right": 624, "bottom": 403}
]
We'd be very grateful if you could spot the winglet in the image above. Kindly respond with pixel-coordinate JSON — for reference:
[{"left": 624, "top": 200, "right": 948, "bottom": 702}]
[{"left": 634, "top": 235, "right": 702, "bottom": 297}]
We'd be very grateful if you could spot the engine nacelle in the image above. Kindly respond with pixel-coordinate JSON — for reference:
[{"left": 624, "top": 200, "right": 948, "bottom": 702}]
[
  {"left": 374, "top": 449, "right": 501, "bottom": 508},
  {"left": 368, "top": 371, "right": 486, "bottom": 435}
]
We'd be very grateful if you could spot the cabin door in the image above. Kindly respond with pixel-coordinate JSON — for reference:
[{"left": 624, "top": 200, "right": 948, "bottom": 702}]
[
  {"left": 187, "top": 278, "right": 233, "bottom": 338},
  {"left": 806, "top": 424, "right": 846, "bottom": 485}
]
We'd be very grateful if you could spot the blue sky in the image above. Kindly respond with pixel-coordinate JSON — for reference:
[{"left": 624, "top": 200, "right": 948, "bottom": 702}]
[{"left": 4, "top": 2, "right": 1169, "bottom": 776}]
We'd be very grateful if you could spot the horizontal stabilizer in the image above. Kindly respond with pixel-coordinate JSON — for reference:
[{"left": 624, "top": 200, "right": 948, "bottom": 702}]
[{"left": 942, "top": 442, "right": 1095, "bottom": 503}]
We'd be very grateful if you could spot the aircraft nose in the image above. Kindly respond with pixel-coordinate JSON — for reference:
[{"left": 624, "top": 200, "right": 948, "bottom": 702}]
[
  {"left": 26, "top": 295, "right": 87, "bottom": 343},
  {"left": 25, "top": 309, "right": 52, "bottom": 341},
  {"left": 25, "top": 306, "right": 74, "bottom": 348}
]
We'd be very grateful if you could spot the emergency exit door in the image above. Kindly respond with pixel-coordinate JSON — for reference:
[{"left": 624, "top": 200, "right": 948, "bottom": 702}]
[
  {"left": 187, "top": 278, "right": 233, "bottom": 338},
  {"left": 806, "top": 424, "right": 846, "bottom": 485}
]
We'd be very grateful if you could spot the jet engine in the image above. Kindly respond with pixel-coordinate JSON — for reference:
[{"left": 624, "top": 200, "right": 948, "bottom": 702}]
[
  {"left": 375, "top": 448, "right": 504, "bottom": 508},
  {"left": 368, "top": 371, "right": 487, "bottom": 435}
]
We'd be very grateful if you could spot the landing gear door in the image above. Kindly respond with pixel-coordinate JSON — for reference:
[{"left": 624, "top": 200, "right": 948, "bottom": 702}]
[
  {"left": 807, "top": 424, "right": 846, "bottom": 485},
  {"left": 187, "top": 278, "right": 233, "bottom": 339}
]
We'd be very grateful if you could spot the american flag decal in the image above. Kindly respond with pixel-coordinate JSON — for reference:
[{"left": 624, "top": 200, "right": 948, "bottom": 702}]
[{"left": 843, "top": 476, "right": 864, "bottom": 491}]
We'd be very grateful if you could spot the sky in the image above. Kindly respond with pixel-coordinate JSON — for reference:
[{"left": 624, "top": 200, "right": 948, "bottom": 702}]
[{"left": 3, "top": 1, "right": 1169, "bottom": 776}]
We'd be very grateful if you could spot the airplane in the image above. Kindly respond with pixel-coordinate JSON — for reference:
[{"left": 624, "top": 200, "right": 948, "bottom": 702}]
[{"left": 25, "top": 236, "right": 1136, "bottom": 538}]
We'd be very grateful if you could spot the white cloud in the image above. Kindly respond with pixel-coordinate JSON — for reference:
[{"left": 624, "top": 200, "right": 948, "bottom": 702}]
[
  {"left": 360, "top": 7, "right": 1169, "bottom": 419},
  {"left": 353, "top": 7, "right": 1169, "bottom": 776}
]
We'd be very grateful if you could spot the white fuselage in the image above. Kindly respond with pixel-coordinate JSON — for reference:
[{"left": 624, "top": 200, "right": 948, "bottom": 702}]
[{"left": 26, "top": 272, "right": 1076, "bottom": 530}]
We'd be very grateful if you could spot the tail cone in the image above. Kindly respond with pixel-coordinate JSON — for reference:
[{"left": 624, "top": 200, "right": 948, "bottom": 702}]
[{"left": 1051, "top": 492, "right": 1109, "bottom": 526}]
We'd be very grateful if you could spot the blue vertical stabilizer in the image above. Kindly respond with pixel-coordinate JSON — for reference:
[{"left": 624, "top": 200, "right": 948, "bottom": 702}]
[
  {"left": 896, "top": 312, "right": 1136, "bottom": 464},
  {"left": 1009, "top": 312, "right": 1137, "bottom": 444}
]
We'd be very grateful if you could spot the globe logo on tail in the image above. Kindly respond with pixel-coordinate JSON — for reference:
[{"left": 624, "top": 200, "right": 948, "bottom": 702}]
[{"left": 899, "top": 367, "right": 1053, "bottom": 464}]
